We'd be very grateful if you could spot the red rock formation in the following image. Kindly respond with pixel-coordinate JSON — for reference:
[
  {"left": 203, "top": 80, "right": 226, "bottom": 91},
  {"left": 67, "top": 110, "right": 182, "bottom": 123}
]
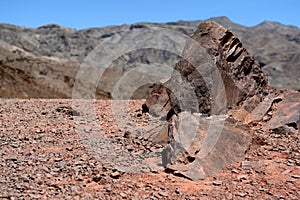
[
  {"left": 144, "top": 21, "right": 299, "bottom": 180},
  {"left": 144, "top": 21, "right": 268, "bottom": 119}
]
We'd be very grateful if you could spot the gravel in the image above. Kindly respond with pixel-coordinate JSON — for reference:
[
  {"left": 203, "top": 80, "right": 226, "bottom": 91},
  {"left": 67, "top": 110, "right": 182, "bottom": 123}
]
[{"left": 0, "top": 99, "right": 299, "bottom": 199}]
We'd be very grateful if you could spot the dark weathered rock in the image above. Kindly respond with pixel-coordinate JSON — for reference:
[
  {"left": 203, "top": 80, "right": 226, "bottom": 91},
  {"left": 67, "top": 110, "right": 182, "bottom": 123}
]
[
  {"left": 145, "top": 21, "right": 300, "bottom": 181},
  {"left": 144, "top": 21, "right": 266, "bottom": 180},
  {"left": 244, "top": 93, "right": 284, "bottom": 124},
  {"left": 263, "top": 90, "right": 300, "bottom": 134},
  {"left": 188, "top": 21, "right": 268, "bottom": 111},
  {"left": 244, "top": 90, "right": 300, "bottom": 134},
  {"left": 145, "top": 21, "right": 268, "bottom": 119},
  {"left": 164, "top": 112, "right": 252, "bottom": 180}
]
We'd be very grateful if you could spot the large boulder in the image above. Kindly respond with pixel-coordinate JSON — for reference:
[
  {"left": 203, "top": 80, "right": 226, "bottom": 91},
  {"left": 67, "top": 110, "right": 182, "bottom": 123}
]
[
  {"left": 143, "top": 21, "right": 299, "bottom": 180},
  {"left": 163, "top": 112, "right": 252, "bottom": 180},
  {"left": 144, "top": 21, "right": 268, "bottom": 118}
]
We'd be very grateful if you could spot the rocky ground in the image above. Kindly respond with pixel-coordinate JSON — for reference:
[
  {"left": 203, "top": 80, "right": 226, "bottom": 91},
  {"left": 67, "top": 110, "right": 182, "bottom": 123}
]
[{"left": 0, "top": 99, "right": 299, "bottom": 199}]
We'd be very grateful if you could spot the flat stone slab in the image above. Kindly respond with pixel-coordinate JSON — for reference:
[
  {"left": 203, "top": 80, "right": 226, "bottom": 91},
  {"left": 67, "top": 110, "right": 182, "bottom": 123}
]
[
  {"left": 263, "top": 91, "right": 300, "bottom": 133},
  {"left": 164, "top": 112, "right": 252, "bottom": 180}
]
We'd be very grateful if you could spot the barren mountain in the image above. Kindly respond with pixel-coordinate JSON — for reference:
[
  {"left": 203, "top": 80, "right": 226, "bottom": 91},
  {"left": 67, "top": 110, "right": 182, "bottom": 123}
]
[{"left": 0, "top": 16, "right": 299, "bottom": 98}]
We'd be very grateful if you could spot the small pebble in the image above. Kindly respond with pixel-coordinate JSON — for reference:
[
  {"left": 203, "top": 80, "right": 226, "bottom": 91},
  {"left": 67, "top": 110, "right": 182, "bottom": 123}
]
[
  {"left": 237, "top": 192, "right": 247, "bottom": 197},
  {"left": 291, "top": 174, "right": 300, "bottom": 179},
  {"left": 110, "top": 171, "right": 121, "bottom": 178},
  {"left": 212, "top": 180, "right": 222, "bottom": 186},
  {"left": 286, "top": 178, "right": 296, "bottom": 183}
]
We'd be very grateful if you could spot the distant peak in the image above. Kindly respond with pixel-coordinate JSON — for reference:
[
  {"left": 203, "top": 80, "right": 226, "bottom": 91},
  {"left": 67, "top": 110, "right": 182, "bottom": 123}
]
[
  {"left": 209, "top": 16, "right": 230, "bottom": 20},
  {"left": 205, "top": 16, "right": 240, "bottom": 27},
  {"left": 255, "top": 20, "right": 283, "bottom": 29},
  {"left": 36, "top": 24, "right": 75, "bottom": 32},
  {"left": 207, "top": 16, "right": 232, "bottom": 23},
  {"left": 37, "top": 24, "right": 62, "bottom": 29}
]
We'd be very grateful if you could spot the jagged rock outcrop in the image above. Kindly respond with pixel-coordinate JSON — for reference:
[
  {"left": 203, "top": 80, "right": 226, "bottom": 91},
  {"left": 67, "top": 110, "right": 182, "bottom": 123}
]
[
  {"left": 144, "top": 21, "right": 300, "bottom": 180},
  {"left": 145, "top": 21, "right": 268, "bottom": 118}
]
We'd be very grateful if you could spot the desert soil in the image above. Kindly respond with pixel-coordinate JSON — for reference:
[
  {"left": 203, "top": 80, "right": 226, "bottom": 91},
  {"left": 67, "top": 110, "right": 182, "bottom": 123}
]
[{"left": 0, "top": 99, "right": 299, "bottom": 199}]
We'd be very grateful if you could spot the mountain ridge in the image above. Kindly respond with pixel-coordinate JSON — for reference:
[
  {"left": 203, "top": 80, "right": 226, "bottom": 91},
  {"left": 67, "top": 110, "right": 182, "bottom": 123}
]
[
  {"left": 2, "top": 16, "right": 299, "bottom": 30},
  {"left": 0, "top": 17, "right": 299, "bottom": 98}
]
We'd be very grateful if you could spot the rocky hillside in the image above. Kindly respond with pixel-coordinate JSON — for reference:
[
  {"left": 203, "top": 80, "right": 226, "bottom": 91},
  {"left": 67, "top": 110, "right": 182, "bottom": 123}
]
[{"left": 0, "top": 17, "right": 299, "bottom": 98}]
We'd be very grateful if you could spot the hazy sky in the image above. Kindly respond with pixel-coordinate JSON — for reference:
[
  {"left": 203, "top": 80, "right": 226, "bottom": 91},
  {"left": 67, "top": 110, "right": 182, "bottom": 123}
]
[{"left": 1, "top": 0, "right": 299, "bottom": 29}]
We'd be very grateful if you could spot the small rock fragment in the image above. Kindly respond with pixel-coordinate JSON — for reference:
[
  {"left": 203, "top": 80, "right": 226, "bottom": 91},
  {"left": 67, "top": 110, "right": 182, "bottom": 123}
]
[
  {"left": 120, "top": 192, "right": 127, "bottom": 198},
  {"left": 291, "top": 174, "right": 300, "bottom": 179},
  {"left": 237, "top": 175, "right": 248, "bottom": 181},
  {"left": 286, "top": 178, "right": 296, "bottom": 183},
  {"left": 241, "top": 161, "right": 258, "bottom": 169},
  {"left": 212, "top": 180, "right": 222, "bottom": 186},
  {"left": 66, "top": 147, "right": 73, "bottom": 151},
  {"left": 110, "top": 171, "right": 121, "bottom": 179},
  {"left": 124, "top": 130, "right": 131, "bottom": 138},
  {"left": 158, "top": 191, "right": 169, "bottom": 197},
  {"left": 105, "top": 184, "right": 112, "bottom": 192},
  {"left": 237, "top": 192, "right": 247, "bottom": 197}
]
